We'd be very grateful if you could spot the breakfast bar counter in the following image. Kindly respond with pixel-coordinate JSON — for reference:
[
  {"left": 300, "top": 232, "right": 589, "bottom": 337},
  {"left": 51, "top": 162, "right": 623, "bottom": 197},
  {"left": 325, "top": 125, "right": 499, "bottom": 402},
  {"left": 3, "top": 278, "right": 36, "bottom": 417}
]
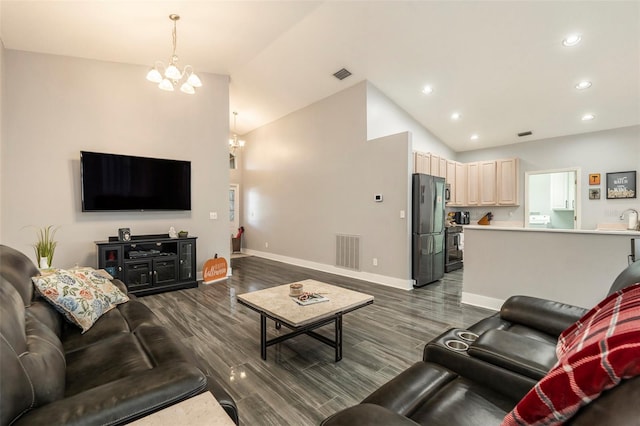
[{"left": 461, "top": 225, "right": 639, "bottom": 311}]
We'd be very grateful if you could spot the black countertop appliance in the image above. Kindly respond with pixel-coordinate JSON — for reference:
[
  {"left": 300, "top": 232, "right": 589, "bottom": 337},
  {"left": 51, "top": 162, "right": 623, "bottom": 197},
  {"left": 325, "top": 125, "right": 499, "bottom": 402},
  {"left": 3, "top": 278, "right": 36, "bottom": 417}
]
[{"left": 453, "top": 211, "right": 470, "bottom": 225}]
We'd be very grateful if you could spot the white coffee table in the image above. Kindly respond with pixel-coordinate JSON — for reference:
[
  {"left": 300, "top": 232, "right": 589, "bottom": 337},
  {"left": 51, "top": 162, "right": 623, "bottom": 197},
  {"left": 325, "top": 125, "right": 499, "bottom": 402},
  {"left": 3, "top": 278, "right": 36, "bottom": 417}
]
[{"left": 237, "top": 279, "right": 374, "bottom": 362}]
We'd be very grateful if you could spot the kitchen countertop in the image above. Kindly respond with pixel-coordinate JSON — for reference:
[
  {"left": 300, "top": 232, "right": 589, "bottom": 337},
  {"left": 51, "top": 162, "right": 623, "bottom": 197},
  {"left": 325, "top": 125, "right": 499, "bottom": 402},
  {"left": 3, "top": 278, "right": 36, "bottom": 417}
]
[{"left": 463, "top": 225, "right": 640, "bottom": 236}]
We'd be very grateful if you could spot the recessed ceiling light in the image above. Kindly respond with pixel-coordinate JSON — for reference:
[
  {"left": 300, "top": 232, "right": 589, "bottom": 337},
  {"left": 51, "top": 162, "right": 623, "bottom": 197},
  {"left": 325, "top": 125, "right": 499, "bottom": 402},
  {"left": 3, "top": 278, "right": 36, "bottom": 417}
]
[
  {"left": 451, "top": 112, "right": 461, "bottom": 120},
  {"left": 470, "top": 134, "right": 479, "bottom": 141},
  {"left": 582, "top": 113, "right": 595, "bottom": 121},
  {"left": 575, "top": 80, "right": 592, "bottom": 90},
  {"left": 422, "top": 85, "right": 433, "bottom": 95},
  {"left": 563, "top": 34, "right": 582, "bottom": 47}
]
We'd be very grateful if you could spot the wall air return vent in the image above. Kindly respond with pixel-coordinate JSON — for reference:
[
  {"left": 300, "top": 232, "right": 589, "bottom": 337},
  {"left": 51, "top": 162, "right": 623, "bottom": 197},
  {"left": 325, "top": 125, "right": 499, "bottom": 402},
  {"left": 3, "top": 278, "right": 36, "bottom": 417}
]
[
  {"left": 517, "top": 131, "right": 533, "bottom": 137},
  {"left": 333, "top": 68, "right": 352, "bottom": 80},
  {"left": 335, "top": 234, "right": 360, "bottom": 271}
]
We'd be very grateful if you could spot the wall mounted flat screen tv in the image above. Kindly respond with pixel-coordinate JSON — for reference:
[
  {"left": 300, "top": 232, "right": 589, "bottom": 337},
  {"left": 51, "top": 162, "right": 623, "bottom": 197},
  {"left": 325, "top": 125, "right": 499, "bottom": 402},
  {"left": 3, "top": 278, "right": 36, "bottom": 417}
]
[{"left": 81, "top": 151, "right": 191, "bottom": 211}]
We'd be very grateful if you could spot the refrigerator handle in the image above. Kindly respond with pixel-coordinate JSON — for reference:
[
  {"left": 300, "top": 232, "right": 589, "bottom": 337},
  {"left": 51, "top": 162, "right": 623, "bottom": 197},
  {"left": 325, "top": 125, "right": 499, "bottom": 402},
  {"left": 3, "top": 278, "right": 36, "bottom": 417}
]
[{"left": 421, "top": 185, "right": 425, "bottom": 203}]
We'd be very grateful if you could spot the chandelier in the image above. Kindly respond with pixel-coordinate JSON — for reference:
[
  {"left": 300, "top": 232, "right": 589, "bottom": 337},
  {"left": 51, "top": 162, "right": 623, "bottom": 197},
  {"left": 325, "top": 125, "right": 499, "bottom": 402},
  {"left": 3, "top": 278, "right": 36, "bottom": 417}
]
[
  {"left": 146, "top": 14, "right": 202, "bottom": 94},
  {"left": 229, "top": 112, "right": 246, "bottom": 154}
]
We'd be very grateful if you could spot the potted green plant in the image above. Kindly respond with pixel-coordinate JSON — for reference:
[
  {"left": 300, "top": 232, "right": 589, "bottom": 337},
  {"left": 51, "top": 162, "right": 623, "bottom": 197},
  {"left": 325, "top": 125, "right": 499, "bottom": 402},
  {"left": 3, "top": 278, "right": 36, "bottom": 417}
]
[{"left": 33, "top": 225, "right": 58, "bottom": 269}]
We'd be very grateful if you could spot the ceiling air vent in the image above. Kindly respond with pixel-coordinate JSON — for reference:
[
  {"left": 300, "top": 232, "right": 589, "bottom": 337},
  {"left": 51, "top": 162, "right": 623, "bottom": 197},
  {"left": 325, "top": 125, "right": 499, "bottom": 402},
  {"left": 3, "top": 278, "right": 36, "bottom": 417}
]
[
  {"left": 333, "top": 68, "right": 352, "bottom": 80},
  {"left": 517, "top": 131, "right": 533, "bottom": 137}
]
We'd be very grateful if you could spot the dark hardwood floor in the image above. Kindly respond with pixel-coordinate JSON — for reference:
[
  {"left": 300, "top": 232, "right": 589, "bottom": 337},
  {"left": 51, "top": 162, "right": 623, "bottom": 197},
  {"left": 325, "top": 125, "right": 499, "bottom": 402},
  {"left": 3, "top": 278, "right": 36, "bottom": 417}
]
[{"left": 139, "top": 256, "right": 494, "bottom": 425}]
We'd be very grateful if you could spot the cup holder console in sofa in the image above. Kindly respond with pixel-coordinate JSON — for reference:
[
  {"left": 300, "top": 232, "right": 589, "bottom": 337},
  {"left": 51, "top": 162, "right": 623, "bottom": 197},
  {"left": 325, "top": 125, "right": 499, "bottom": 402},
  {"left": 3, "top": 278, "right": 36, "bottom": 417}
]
[{"left": 423, "top": 328, "right": 539, "bottom": 398}]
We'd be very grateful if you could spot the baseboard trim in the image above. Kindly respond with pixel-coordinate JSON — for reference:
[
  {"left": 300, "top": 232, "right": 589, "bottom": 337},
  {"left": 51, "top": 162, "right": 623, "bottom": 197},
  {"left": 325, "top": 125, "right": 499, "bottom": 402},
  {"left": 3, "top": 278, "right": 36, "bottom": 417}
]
[
  {"left": 242, "top": 249, "right": 414, "bottom": 290},
  {"left": 461, "top": 292, "right": 504, "bottom": 311}
]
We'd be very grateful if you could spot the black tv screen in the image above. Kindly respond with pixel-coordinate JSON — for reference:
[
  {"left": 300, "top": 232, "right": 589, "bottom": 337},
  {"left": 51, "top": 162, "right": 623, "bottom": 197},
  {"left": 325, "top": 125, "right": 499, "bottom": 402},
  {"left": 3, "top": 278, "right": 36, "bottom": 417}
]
[{"left": 81, "top": 151, "right": 191, "bottom": 211}]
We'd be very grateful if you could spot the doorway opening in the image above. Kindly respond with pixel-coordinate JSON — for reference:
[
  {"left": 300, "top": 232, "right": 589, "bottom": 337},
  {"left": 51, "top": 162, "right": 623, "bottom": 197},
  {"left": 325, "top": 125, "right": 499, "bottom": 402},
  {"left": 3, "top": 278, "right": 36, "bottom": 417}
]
[{"left": 525, "top": 168, "right": 580, "bottom": 230}]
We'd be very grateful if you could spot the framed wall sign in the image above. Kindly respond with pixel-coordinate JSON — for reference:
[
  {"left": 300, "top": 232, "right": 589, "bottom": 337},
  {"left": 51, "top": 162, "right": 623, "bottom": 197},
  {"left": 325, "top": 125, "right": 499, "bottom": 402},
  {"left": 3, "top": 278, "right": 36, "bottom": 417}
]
[
  {"left": 589, "top": 188, "right": 601, "bottom": 200},
  {"left": 589, "top": 173, "right": 600, "bottom": 185},
  {"left": 606, "top": 171, "right": 636, "bottom": 199}
]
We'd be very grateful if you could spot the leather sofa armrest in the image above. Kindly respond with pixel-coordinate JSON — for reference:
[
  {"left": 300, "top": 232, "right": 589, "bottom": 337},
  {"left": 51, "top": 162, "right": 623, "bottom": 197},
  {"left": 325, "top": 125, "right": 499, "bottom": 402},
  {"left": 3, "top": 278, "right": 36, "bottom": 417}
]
[
  {"left": 468, "top": 329, "right": 557, "bottom": 380},
  {"left": 112, "top": 279, "right": 129, "bottom": 295},
  {"left": 13, "top": 364, "right": 208, "bottom": 425},
  {"left": 500, "top": 295, "right": 587, "bottom": 337},
  {"left": 320, "top": 403, "right": 421, "bottom": 426},
  {"left": 207, "top": 378, "right": 239, "bottom": 425},
  {"left": 362, "top": 362, "right": 456, "bottom": 417}
]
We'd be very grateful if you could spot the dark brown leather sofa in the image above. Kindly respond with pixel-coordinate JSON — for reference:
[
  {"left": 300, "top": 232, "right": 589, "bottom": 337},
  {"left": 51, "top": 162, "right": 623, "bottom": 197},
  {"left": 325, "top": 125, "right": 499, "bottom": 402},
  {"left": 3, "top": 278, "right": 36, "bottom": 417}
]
[
  {"left": 0, "top": 244, "right": 238, "bottom": 425},
  {"left": 322, "top": 260, "right": 640, "bottom": 426}
]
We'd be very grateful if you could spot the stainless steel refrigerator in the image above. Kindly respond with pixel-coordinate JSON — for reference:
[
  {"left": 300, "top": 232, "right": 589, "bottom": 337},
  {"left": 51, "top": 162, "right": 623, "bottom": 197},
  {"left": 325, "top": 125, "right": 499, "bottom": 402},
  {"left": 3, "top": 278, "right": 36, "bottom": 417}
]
[{"left": 412, "top": 173, "right": 446, "bottom": 287}]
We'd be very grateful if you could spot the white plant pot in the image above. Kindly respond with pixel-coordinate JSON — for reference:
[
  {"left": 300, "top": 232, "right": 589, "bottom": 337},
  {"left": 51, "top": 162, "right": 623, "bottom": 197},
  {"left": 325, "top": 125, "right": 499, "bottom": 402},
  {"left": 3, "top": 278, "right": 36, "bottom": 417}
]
[{"left": 39, "top": 257, "right": 50, "bottom": 269}]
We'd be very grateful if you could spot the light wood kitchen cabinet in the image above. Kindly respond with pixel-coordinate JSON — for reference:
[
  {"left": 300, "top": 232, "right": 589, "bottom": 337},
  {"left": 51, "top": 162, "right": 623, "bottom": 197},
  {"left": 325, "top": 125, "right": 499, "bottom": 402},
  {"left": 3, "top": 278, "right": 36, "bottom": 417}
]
[
  {"left": 446, "top": 160, "right": 456, "bottom": 205},
  {"left": 439, "top": 157, "right": 447, "bottom": 178},
  {"left": 430, "top": 154, "right": 440, "bottom": 176},
  {"left": 454, "top": 162, "right": 467, "bottom": 205},
  {"left": 412, "top": 151, "right": 518, "bottom": 207},
  {"left": 413, "top": 152, "right": 431, "bottom": 174},
  {"left": 497, "top": 158, "right": 519, "bottom": 205},
  {"left": 447, "top": 160, "right": 467, "bottom": 206},
  {"left": 467, "top": 162, "right": 480, "bottom": 205},
  {"left": 479, "top": 161, "right": 497, "bottom": 205}
]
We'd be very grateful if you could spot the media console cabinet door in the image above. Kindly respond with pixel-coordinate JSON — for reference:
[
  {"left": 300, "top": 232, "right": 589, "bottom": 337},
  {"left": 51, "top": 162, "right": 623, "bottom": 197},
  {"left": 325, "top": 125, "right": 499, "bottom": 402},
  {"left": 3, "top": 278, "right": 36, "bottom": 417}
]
[{"left": 96, "top": 236, "right": 197, "bottom": 296}]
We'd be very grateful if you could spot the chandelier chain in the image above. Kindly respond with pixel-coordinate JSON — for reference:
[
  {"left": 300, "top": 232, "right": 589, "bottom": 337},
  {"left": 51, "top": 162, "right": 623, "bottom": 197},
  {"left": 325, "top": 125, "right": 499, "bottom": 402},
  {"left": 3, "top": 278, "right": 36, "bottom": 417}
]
[{"left": 171, "top": 16, "right": 178, "bottom": 63}]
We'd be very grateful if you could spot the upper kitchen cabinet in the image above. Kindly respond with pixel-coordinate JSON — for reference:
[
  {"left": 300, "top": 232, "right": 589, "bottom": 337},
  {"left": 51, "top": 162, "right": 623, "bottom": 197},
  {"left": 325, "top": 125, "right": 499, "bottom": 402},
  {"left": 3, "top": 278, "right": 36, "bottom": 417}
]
[
  {"left": 429, "top": 154, "right": 446, "bottom": 178},
  {"left": 467, "top": 158, "right": 519, "bottom": 207},
  {"left": 467, "top": 161, "right": 496, "bottom": 205},
  {"left": 412, "top": 151, "right": 519, "bottom": 207},
  {"left": 479, "top": 161, "right": 497, "bottom": 205},
  {"left": 497, "top": 158, "right": 520, "bottom": 205},
  {"left": 414, "top": 152, "right": 431, "bottom": 174},
  {"left": 550, "top": 171, "right": 576, "bottom": 210},
  {"left": 454, "top": 162, "right": 467, "bottom": 205},
  {"left": 439, "top": 157, "right": 447, "bottom": 178},
  {"left": 467, "top": 162, "right": 480, "bottom": 205},
  {"left": 447, "top": 160, "right": 467, "bottom": 206}
]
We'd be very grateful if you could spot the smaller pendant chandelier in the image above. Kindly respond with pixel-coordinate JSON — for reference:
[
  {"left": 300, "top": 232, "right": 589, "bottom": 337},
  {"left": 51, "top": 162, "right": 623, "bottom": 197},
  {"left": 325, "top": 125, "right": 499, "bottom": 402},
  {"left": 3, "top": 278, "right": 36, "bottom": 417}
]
[
  {"left": 229, "top": 112, "right": 246, "bottom": 154},
  {"left": 146, "top": 14, "right": 202, "bottom": 94}
]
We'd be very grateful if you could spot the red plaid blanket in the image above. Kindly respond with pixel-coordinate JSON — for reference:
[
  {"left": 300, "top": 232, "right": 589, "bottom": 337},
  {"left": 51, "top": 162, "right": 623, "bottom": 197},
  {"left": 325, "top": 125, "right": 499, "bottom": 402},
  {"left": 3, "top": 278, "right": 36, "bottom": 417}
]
[{"left": 502, "top": 282, "right": 640, "bottom": 425}]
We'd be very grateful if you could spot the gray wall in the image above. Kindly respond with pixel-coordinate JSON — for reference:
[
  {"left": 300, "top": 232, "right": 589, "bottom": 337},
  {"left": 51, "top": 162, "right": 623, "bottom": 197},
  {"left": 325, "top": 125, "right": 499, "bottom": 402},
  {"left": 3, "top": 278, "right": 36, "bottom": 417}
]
[
  {"left": 455, "top": 125, "right": 640, "bottom": 230},
  {"left": 241, "top": 81, "right": 414, "bottom": 287},
  {"left": 1, "top": 50, "right": 231, "bottom": 270}
]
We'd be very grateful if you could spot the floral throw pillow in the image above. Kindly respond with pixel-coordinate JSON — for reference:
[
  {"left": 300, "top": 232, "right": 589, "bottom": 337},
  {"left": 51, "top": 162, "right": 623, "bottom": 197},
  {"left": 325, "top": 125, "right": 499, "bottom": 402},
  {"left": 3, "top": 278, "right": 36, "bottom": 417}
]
[
  {"left": 70, "top": 268, "right": 128, "bottom": 305},
  {"left": 32, "top": 269, "right": 129, "bottom": 333}
]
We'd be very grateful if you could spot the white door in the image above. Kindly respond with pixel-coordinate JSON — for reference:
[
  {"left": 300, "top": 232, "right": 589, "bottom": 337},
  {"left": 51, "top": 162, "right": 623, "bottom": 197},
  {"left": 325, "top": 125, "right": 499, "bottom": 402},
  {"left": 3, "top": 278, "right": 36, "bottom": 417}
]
[{"left": 229, "top": 184, "right": 240, "bottom": 236}]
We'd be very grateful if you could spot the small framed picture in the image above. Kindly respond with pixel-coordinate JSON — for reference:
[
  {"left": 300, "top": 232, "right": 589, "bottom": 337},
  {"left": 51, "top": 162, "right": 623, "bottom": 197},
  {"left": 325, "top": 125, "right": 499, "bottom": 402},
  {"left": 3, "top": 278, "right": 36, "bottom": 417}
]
[
  {"left": 589, "top": 188, "right": 601, "bottom": 200},
  {"left": 606, "top": 171, "right": 637, "bottom": 199},
  {"left": 589, "top": 173, "right": 600, "bottom": 185}
]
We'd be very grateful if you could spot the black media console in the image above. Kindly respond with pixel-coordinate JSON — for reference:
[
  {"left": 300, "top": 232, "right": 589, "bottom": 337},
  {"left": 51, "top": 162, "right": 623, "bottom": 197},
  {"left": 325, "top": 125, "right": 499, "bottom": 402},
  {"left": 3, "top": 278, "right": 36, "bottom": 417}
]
[{"left": 95, "top": 234, "right": 197, "bottom": 296}]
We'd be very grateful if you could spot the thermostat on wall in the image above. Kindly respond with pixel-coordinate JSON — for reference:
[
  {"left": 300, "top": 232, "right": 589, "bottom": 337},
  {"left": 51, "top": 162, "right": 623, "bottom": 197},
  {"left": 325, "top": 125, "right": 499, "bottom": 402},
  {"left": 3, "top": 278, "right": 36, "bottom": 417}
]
[{"left": 374, "top": 194, "right": 383, "bottom": 202}]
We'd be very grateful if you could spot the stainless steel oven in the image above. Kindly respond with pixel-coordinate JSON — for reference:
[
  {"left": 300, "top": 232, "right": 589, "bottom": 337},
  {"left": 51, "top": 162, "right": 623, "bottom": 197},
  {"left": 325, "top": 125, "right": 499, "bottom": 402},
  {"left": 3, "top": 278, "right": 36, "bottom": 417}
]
[{"left": 445, "top": 226, "right": 463, "bottom": 272}]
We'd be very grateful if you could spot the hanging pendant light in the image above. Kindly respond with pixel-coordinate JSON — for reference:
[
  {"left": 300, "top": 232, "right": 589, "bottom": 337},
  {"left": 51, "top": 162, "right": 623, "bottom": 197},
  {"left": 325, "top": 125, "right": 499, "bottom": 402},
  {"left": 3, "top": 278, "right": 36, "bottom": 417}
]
[
  {"left": 146, "top": 14, "right": 202, "bottom": 94},
  {"left": 229, "top": 112, "right": 246, "bottom": 154}
]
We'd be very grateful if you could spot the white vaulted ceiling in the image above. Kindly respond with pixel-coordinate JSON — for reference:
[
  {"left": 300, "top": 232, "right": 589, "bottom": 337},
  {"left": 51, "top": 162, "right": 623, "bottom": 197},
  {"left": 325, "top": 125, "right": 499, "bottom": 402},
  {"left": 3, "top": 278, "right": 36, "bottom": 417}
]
[{"left": 2, "top": 1, "right": 639, "bottom": 151}]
